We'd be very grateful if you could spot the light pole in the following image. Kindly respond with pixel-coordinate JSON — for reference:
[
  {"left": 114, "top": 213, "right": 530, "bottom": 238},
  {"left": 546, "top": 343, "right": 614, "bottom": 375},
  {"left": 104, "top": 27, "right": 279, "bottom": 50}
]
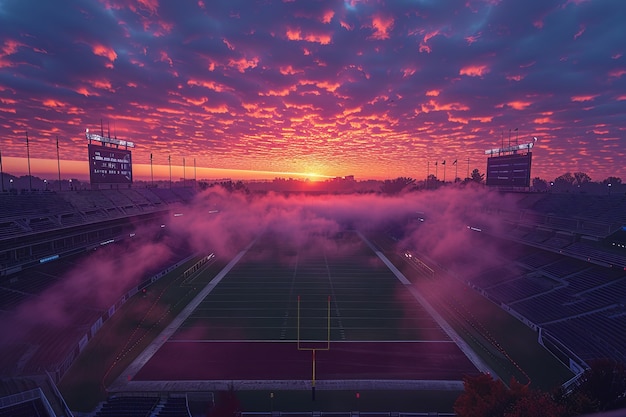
[
  {"left": 26, "top": 131, "right": 32, "bottom": 191},
  {"left": 150, "top": 153, "right": 153, "bottom": 187},
  {"left": 442, "top": 160, "right": 446, "bottom": 183},
  {"left": 0, "top": 147, "right": 4, "bottom": 193},
  {"left": 56, "top": 136, "right": 62, "bottom": 191}
]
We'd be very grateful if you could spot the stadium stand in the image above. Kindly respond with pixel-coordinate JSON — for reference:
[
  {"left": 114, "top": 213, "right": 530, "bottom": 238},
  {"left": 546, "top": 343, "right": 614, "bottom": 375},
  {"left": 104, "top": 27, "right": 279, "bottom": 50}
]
[
  {"left": 156, "top": 395, "right": 191, "bottom": 417},
  {"left": 93, "top": 395, "right": 159, "bottom": 417},
  {"left": 0, "top": 375, "right": 72, "bottom": 417},
  {"left": 0, "top": 187, "right": 197, "bottom": 387},
  {"left": 460, "top": 192, "right": 626, "bottom": 371}
]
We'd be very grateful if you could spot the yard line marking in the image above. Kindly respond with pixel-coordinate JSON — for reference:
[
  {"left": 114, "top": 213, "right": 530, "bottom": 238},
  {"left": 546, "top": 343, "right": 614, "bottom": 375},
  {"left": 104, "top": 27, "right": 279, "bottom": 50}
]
[
  {"left": 280, "top": 254, "right": 299, "bottom": 340},
  {"left": 166, "top": 339, "right": 456, "bottom": 343},
  {"left": 323, "top": 249, "right": 346, "bottom": 340}
]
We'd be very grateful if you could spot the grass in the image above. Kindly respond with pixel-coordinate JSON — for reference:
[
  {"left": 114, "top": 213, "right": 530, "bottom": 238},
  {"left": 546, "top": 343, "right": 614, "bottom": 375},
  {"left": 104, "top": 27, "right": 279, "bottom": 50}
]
[
  {"left": 57, "top": 255, "right": 227, "bottom": 412},
  {"left": 390, "top": 251, "right": 574, "bottom": 391}
]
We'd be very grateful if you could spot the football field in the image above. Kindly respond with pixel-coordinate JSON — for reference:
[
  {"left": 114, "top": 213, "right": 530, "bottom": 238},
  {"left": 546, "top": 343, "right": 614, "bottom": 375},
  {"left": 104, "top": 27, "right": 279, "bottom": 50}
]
[{"left": 113, "top": 231, "right": 478, "bottom": 392}]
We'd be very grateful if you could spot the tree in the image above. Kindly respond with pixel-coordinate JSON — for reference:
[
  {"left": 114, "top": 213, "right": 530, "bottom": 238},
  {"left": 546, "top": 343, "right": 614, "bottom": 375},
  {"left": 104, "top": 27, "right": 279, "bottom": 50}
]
[
  {"left": 507, "top": 390, "right": 567, "bottom": 417},
  {"left": 380, "top": 177, "right": 415, "bottom": 194},
  {"left": 454, "top": 373, "right": 513, "bottom": 417},
  {"left": 573, "top": 172, "right": 592, "bottom": 187},
  {"left": 215, "top": 180, "right": 249, "bottom": 194},
  {"left": 454, "top": 373, "right": 567, "bottom": 417},
  {"left": 208, "top": 385, "right": 240, "bottom": 417},
  {"left": 470, "top": 168, "right": 484, "bottom": 184},
  {"left": 602, "top": 176, "right": 622, "bottom": 186},
  {"left": 554, "top": 172, "right": 575, "bottom": 186},
  {"left": 573, "top": 359, "right": 626, "bottom": 411},
  {"left": 532, "top": 177, "right": 548, "bottom": 192}
]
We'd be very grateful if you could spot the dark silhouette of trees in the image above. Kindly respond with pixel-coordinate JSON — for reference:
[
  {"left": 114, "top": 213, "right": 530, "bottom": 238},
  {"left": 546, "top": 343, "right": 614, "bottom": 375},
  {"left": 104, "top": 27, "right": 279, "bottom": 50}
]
[
  {"left": 208, "top": 385, "right": 240, "bottom": 417},
  {"left": 602, "top": 176, "right": 622, "bottom": 185},
  {"left": 554, "top": 172, "right": 575, "bottom": 187},
  {"left": 470, "top": 168, "right": 484, "bottom": 184},
  {"left": 455, "top": 374, "right": 567, "bottom": 417},
  {"left": 568, "top": 359, "right": 626, "bottom": 412},
  {"left": 573, "top": 172, "right": 592, "bottom": 187},
  {"left": 456, "top": 361, "right": 626, "bottom": 417},
  {"left": 213, "top": 180, "right": 250, "bottom": 194},
  {"left": 532, "top": 177, "right": 549, "bottom": 192},
  {"left": 380, "top": 177, "right": 415, "bottom": 194}
]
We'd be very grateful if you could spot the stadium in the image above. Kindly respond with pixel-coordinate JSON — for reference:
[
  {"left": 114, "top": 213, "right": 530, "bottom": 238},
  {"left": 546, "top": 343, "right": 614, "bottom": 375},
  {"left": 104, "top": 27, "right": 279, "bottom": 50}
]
[{"left": 1, "top": 139, "right": 626, "bottom": 416}]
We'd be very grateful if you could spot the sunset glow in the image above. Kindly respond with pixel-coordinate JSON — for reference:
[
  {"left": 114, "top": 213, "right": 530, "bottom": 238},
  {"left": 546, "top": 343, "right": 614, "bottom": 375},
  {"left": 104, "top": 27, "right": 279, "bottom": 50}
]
[{"left": 0, "top": 0, "right": 625, "bottom": 181}]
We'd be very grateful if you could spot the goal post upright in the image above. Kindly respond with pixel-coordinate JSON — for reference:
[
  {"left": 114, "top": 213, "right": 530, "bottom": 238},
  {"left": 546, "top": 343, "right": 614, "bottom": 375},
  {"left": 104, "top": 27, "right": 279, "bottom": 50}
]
[
  {"left": 296, "top": 294, "right": 332, "bottom": 401},
  {"left": 327, "top": 295, "right": 331, "bottom": 350}
]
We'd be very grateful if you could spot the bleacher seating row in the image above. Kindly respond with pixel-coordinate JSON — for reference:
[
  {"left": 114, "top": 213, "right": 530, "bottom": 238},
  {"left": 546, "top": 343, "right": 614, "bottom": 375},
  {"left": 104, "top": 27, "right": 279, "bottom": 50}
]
[
  {"left": 0, "top": 398, "right": 48, "bottom": 417},
  {"left": 95, "top": 395, "right": 159, "bottom": 417},
  {"left": 93, "top": 395, "right": 192, "bottom": 417},
  {"left": 0, "top": 187, "right": 197, "bottom": 241},
  {"left": 467, "top": 238, "right": 626, "bottom": 365}
]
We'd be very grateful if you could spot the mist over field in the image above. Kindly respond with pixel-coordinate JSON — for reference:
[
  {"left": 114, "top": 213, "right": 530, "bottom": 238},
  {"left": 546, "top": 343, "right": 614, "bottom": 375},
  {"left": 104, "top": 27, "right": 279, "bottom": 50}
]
[{"left": 0, "top": 186, "right": 517, "bottom": 367}]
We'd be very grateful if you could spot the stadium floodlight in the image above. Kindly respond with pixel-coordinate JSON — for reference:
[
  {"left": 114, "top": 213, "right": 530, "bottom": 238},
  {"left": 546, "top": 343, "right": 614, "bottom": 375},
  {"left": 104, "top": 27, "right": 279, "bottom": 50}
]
[{"left": 85, "top": 128, "right": 135, "bottom": 148}]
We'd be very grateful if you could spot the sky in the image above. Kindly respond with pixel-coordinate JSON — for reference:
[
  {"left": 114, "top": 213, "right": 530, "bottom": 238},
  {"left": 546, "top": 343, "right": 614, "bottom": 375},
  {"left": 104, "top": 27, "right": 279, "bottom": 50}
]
[{"left": 0, "top": 0, "right": 625, "bottom": 181}]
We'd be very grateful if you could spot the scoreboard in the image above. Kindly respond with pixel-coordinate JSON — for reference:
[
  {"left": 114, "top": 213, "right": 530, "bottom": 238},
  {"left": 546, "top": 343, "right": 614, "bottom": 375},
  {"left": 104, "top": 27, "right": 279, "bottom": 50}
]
[
  {"left": 486, "top": 152, "right": 532, "bottom": 187},
  {"left": 88, "top": 144, "right": 133, "bottom": 185}
]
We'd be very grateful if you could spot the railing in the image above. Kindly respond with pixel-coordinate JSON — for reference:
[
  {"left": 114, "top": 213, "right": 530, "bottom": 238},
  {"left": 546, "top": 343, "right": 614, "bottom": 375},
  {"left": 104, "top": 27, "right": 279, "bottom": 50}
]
[
  {"left": 241, "top": 413, "right": 455, "bottom": 417},
  {"left": 0, "top": 388, "right": 57, "bottom": 417}
]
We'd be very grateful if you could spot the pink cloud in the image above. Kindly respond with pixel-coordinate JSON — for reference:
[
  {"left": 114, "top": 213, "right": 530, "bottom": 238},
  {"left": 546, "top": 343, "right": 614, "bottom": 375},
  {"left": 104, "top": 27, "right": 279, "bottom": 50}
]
[
  {"left": 92, "top": 44, "right": 118, "bottom": 62},
  {"left": 573, "top": 24, "right": 586, "bottom": 40},
  {"left": 368, "top": 14, "right": 394, "bottom": 40},
  {"left": 459, "top": 64, "right": 490, "bottom": 77},
  {"left": 571, "top": 95, "right": 597, "bottom": 102},
  {"left": 507, "top": 101, "right": 533, "bottom": 110}
]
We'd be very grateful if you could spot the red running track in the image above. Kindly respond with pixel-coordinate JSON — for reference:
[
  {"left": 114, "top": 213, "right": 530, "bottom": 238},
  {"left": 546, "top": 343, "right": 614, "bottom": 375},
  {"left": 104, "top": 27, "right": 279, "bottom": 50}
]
[{"left": 133, "top": 341, "right": 477, "bottom": 381}]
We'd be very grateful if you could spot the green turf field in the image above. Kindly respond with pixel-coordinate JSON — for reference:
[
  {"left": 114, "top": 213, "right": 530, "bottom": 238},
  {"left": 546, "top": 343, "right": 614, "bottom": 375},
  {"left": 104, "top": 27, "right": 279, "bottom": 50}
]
[
  {"left": 58, "top": 230, "right": 574, "bottom": 413},
  {"left": 172, "top": 232, "right": 451, "bottom": 344}
]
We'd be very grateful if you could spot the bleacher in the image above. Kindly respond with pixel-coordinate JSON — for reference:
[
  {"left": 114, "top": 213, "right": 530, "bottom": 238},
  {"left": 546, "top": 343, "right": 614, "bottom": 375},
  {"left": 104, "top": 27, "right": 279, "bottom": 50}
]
[
  {"left": 157, "top": 396, "right": 191, "bottom": 417},
  {"left": 541, "top": 258, "right": 589, "bottom": 279},
  {"left": 0, "top": 376, "right": 71, "bottom": 417},
  {"left": 0, "top": 186, "right": 198, "bottom": 384},
  {"left": 470, "top": 266, "right": 520, "bottom": 288},
  {"left": 149, "top": 188, "right": 183, "bottom": 204},
  {"left": 0, "top": 397, "right": 49, "bottom": 417},
  {"left": 134, "top": 188, "right": 166, "bottom": 207},
  {"left": 486, "top": 273, "right": 560, "bottom": 304},
  {"left": 94, "top": 395, "right": 159, "bottom": 417},
  {"left": 464, "top": 193, "right": 626, "bottom": 369},
  {"left": 0, "top": 188, "right": 196, "bottom": 244},
  {"left": 517, "top": 250, "right": 562, "bottom": 269}
]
